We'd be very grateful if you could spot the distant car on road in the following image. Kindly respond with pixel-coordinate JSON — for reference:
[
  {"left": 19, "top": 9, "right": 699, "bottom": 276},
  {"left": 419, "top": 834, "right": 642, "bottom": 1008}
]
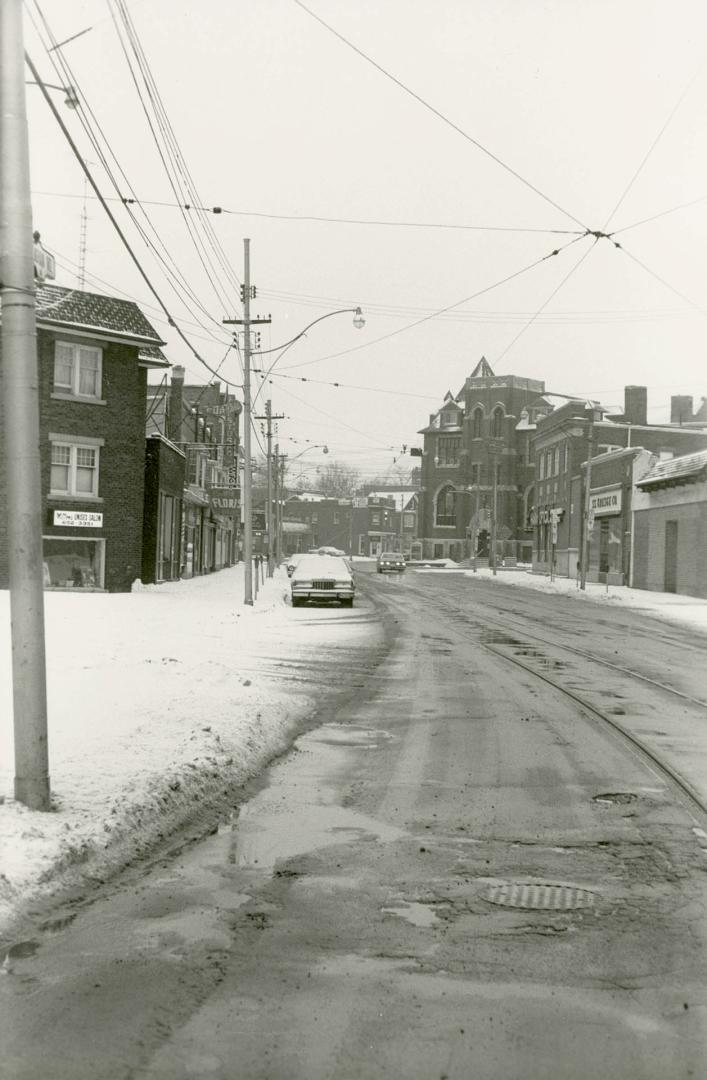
[
  {"left": 377, "top": 551, "right": 406, "bottom": 573},
  {"left": 290, "top": 555, "right": 355, "bottom": 607}
]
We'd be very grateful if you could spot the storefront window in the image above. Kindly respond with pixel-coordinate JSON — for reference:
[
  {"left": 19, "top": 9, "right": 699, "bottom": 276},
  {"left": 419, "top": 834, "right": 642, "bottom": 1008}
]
[{"left": 43, "top": 537, "right": 104, "bottom": 588}]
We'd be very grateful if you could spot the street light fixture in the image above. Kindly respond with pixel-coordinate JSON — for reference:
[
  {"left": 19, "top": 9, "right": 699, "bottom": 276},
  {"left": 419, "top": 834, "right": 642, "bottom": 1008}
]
[{"left": 26, "top": 80, "right": 79, "bottom": 109}]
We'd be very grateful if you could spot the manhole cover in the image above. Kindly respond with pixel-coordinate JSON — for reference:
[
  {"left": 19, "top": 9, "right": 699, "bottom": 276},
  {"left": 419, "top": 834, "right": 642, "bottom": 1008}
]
[{"left": 482, "top": 882, "right": 597, "bottom": 910}]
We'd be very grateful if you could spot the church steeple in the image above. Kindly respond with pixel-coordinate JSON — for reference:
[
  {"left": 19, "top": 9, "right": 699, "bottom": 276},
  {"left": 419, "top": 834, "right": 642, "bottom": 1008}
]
[{"left": 470, "top": 356, "right": 495, "bottom": 378}]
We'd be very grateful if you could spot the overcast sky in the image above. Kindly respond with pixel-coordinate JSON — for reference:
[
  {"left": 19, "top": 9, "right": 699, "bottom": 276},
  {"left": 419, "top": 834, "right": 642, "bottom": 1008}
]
[{"left": 24, "top": 0, "right": 707, "bottom": 484}]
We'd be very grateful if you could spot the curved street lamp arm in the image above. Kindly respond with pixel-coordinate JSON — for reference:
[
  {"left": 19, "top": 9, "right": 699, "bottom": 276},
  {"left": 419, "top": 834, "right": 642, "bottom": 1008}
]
[{"left": 253, "top": 308, "right": 361, "bottom": 356}]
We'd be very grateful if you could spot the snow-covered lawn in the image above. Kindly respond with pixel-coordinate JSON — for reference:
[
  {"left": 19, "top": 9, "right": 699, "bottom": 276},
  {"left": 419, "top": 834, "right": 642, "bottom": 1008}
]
[{"left": 0, "top": 565, "right": 379, "bottom": 938}]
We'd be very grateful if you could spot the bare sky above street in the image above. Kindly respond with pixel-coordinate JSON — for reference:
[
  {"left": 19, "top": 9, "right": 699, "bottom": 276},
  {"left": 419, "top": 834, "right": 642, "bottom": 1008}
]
[{"left": 24, "top": 0, "right": 707, "bottom": 483}]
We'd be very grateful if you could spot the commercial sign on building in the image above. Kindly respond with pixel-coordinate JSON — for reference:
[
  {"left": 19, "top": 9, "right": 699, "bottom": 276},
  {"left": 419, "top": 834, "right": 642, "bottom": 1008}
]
[
  {"left": 589, "top": 487, "right": 622, "bottom": 517},
  {"left": 53, "top": 509, "right": 103, "bottom": 528},
  {"left": 209, "top": 486, "right": 240, "bottom": 512}
]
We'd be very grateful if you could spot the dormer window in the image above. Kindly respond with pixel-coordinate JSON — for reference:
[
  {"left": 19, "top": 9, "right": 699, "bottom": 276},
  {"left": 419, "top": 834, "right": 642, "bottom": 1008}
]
[
  {"left": 441, "top": 411, "right": 457, "bottom": 427},
  {"left": 54, "top": 341, "right": 102, "bottom": 400}
]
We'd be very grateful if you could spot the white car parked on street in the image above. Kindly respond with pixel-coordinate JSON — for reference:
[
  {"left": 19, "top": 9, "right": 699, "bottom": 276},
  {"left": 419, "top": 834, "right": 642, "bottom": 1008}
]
[{"left": 290, "top": 555, "right": 355, "bottom": 608}]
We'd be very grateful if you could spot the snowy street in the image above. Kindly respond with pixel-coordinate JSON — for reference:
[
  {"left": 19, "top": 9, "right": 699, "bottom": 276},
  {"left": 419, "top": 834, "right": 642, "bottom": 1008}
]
[
  {"left": 2, "top": 563, "right": 707, "bottom": 1078},
  {"left": 0, "top": 563, "right": 384, "bottom": 936}
]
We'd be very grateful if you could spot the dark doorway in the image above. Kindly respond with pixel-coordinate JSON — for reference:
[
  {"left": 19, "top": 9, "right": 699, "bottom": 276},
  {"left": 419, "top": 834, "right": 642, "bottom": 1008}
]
[{"left": 664, "top": 520, "right": 678, "bottom": 593}]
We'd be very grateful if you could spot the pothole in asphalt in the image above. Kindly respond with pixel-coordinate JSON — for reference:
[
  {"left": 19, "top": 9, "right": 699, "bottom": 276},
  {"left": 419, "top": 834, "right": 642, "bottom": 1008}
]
[
  {"left": 592, "top": 792, "right": 638, "bottom": 806},
  {"left": 2, "top": 940, "right": 40, "bottom": 965},
  {"left": 479, "top": 881, "right": 598, "bottom": 911}
]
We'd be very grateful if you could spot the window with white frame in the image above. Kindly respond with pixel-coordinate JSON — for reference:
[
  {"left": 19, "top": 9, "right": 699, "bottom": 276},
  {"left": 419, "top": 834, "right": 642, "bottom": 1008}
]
[
  {"left": 54, "top": 341, "right": 102, "bottom": 399},
  {"left": 50, "top": 440, "right": 99, "bottom": 496}
]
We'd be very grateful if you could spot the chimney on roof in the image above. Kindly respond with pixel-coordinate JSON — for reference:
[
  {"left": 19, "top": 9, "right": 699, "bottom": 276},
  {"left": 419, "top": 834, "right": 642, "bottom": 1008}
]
[
  {"left": 671, "top": 395, "right": 693, "bottom": 425},
  {"left": 168, "top": 365, "right": 185, "bottom": 443},
  {"left": 624, "top": 385, "right": 647, "bottom": 426}
]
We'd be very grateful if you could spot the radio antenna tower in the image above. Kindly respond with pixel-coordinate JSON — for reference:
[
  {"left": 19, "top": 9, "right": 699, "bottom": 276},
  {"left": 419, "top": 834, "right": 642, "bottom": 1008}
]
[{"left": 77, "top": 173, "right": 89, "bottom": 288}]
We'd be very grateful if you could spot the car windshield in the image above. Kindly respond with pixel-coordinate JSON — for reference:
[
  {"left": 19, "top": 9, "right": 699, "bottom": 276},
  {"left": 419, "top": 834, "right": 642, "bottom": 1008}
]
[{"left": 292, "top": 556, "right": 351, "bottom": 580}]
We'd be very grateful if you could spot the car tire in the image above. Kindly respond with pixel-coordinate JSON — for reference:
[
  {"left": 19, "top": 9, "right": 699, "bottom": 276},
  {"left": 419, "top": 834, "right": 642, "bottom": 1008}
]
[
  {"left": 342, "top": 597, "right": 354, "bottom": 607},
  {"left": 291, "top": 597, "right": 302, "bottom": 608}
]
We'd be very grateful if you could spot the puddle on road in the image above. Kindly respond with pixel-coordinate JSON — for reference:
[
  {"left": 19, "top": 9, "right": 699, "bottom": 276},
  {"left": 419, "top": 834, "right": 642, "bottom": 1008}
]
[
  {"left": 314, "top": 724, "right": 393, "bottom": 750},
  {"left": 381, "top": 902, "right": 442, "bottom": 927},
  {"left": 232, "top": 723, "right": 405, "bottom": 872}
]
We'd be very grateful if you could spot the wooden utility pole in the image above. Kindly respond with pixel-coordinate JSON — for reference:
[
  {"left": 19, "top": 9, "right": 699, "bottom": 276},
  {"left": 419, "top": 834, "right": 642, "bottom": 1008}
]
[
  {"left": 224, "top": 240, "right": 270, "bottom": 604},
  {"left": 1, "top": 0, "right": 51, "bottom": 810},
  {"left": 580, "top": 408, "right": 596, "bottom": 591},
  {"left": 273, "top": 445, "right": 282, "bottom": 562},
  {"left": 255, "top": 399, "right": 284, "bottom": 578}
]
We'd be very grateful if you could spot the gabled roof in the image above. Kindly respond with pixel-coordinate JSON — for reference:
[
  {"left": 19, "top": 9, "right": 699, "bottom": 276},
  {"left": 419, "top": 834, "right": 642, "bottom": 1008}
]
[
  {"left": 470, "top": 356, "right": 495, "bottom": 378},
  {"left": 33, "top": 283, "right": 166, "bottom": 349},
  {"left": 636, "top": 449, "right": 707, "bottom": 490}
]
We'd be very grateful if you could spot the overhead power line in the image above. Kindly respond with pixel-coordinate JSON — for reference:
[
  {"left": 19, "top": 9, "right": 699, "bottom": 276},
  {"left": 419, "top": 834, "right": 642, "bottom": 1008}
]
[
  {"left": 292, "top": 0, "right": 589, "bottom": 231},
  {"left": 614, "top": 242, "right": 705, "bottom": 314},
  {"left": 28, "top": 2, "right": 238, "bottom": 351},
  {"left": 611, "top": 194, "right": 707, "bottom": 237},
  {"left": 253, "top": 368, "right": 440, "bottom": 401},
  {"left": 495, "top": 237, "right": 599, "bottom": 365},
  {"left": 29, "top": 189, "right": 582, "bottom": 236},
  {"left": 603, "top": 59, "right": 705, "bottom": 231},
  {"left": 24, "top": 50, "right": 243, "bottom": 390},
  {"left": 283, "top": 233, "right": 589, "bottom": 371}
]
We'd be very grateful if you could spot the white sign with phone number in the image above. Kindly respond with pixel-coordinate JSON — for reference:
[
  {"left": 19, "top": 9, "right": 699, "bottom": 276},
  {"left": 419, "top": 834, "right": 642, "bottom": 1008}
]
[{"left": 53, "top": 509, "right": 103, "bottom": 528}]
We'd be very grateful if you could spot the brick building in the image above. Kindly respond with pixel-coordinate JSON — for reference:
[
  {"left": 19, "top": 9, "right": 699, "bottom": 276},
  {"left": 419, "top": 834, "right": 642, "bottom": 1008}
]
[
  {"left": 0, "top": 284, "right": 167, "bottom": 591},
  {"left": 533, "top": 386, "right": 707, "bottom": 581},
  {"left": 142, "top": 433, "right": 186, "bottom": 584},
  {"left": 417, "top": 358, "right": 552, "bottom": 562},
  {"left": 146, "top": 366, "right": 241, "bottom": 575},
  {"left": 282, "top": 495, "right": 354, "bottom": 555},
  {"left": 632, "top": 449, "right": 707, "bottom": 598}
]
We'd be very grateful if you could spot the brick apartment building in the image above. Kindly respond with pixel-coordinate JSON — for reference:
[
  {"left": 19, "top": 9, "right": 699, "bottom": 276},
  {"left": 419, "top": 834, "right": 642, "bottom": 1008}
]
[{"left": 0, "top": 284, "right": 167, "bottom": 591}]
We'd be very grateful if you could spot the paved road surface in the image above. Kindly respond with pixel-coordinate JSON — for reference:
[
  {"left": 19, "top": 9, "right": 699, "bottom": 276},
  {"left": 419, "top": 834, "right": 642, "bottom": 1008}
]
[{"left": 3, "top": 566, "right": 706, "bottom": 1079}]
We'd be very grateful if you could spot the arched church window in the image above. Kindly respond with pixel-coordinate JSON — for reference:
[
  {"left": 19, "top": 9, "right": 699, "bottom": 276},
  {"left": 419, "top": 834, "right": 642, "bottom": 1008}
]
[{"left": 435, "top": 485, "right": 456, "bottom": 527}]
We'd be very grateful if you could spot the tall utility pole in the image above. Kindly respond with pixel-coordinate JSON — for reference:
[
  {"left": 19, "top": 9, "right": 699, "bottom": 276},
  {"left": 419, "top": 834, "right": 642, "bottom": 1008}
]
[
  {"left": 580, "top": 407, "right": 596, "bottom": 591},
  {"left": 273, "top": 445, "right": 282, "bottom": 562},
  {"left": 0, "top": 0, "right": 51, "bottom": 810},
  {"left": 224, "top": 239, "right": 270, "bottom": 605},
  {"left": 488, "top": 439, "right": 502, "bottom": 577},
  {"left": 255, "top": 399, "right": 284, "bottom": 578}
]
